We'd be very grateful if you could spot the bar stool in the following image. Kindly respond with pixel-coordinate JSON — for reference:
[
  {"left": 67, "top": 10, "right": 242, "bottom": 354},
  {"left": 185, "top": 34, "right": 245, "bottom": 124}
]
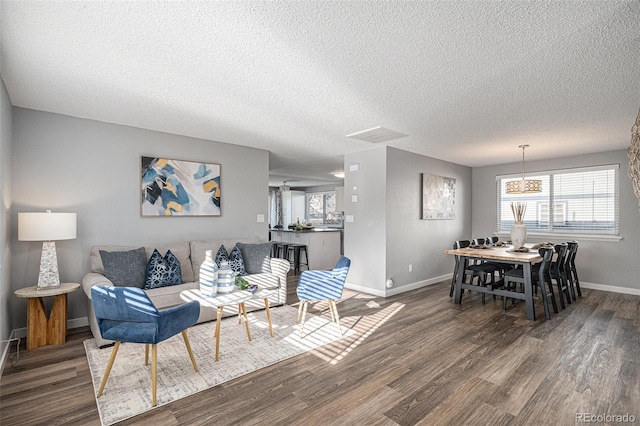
[
  {"left": 270, "top": 241, "right": 279, "bottom": 258},
  {"left": 287, "top": 244, "right": 309, "bottom": 274}
]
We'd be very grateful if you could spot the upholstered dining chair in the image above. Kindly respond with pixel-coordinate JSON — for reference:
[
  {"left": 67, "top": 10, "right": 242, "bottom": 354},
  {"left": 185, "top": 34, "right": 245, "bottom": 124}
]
[
  {"left": 296, "top": 256, "right": 351, "bottom": 337},
  {"left": 91, "top": 286, "right": 200, "bottom": 406}
]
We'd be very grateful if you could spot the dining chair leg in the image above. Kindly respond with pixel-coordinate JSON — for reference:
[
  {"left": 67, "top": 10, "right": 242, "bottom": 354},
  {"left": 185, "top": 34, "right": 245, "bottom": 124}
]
[
  {"left": 145, "top": 343, "right": 149, "bottom": 366},
  {"left": 151, "top": 343, "right": 158, "bottom": 406},
  {"left": 327, "top": 299, "right": 336, "bottom": 323},
  {"left": 182, "top": 330, "right": 198, "bottom": 372},
  {"left": 574, "top": 270, "right": 582, "bottom": 297},
  {"left": 296, "top": 302, "right": 303, "bottom": 323},
  {"left": 537, "top": 281, "right": 551, "bottom": 320},
  {"left": 299, "top": 301, "right": 309, "bottom": 337},
  {"left": 546, "top": 273, "right": 558, "bottom": 313},
  {"left": 97, "top": 341, "right": 121, "bottom": 398},
  {"left": 554, "top": 276, "right": 566, "bottom": 309},
  {"left": 330, "top": 300, "right": 343, "bottom": 336}
]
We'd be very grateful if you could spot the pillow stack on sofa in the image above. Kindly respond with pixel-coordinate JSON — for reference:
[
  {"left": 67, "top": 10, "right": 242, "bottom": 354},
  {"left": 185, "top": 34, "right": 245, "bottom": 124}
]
[{"left": 82, "top": 238, "right": 290, "bottom": 347}]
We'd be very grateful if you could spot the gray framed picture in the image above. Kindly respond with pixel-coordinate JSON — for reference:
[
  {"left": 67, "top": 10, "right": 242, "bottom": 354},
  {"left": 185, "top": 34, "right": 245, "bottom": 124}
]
[
  {"left": 421, "top": 173, "right": 455, "bottom": 220},
  {"left": 141, "top": 156, "right": 221, "bottom": 216}
]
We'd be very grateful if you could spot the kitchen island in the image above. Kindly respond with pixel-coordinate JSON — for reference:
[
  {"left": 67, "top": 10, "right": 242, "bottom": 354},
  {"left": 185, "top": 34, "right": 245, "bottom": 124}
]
[{"left": 270, "top": 228, "right": 341, "bottom": 271}]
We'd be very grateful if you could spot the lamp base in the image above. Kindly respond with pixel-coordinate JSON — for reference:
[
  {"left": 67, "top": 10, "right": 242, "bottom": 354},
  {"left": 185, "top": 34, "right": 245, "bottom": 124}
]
[{"left": 37, "top": 241, "right": 61, "bottom": 290}]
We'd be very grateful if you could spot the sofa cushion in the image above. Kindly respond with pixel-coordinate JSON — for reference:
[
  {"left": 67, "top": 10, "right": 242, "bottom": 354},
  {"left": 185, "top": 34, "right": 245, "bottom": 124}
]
[
  {"left": 144, "top": 249, "right": 183, "bottom": 289},
  {"left": 229, "top": 245, "right": 247, "bottom": 276},
  {"left": 237, "top": 242, "right": 272, "bottom": 274},
  {"left": 99, "top": 247, "right": 147, "bottom": 288}
]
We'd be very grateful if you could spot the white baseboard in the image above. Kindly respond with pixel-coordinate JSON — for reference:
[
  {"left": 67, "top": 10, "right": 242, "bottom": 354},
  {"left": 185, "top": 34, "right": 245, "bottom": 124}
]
[
  {"left": 345, "top": 274, "right": 452, "bottom": 298},
  {"left": 0, "top": 330, "right": 17, "bottom": 378},
  {"left": 346, "top": 275, "right": 640, "bottom": 298},
  {"left": 11, "top": 316, "right": 89, "bottom": 339},
  {"left": 579, "top": 281, "right": 640, "bottom": 296}
]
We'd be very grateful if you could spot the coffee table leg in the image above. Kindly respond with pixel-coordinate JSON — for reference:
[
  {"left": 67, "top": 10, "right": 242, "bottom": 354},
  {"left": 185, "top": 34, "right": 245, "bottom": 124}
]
[
  {"left": 263, "top": 298, "right": 274, "bottom": 337},
  {"left": 214, "top": 306, "right": 223, "bottom": 362},
  {"left": 240, "top": 303, "right": 251, "bottom": 341}
]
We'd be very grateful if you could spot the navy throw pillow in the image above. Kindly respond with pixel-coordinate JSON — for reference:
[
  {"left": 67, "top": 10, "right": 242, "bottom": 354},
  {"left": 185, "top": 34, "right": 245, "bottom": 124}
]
[
  {"left": 229, "top": 244, "right": 247, "bottom": 276},
  {"left": 144, "top": 249, "right": 183, "bottom": 289},
  {"left": 214, "top": 245, "right": 229, "bottom": 267},
  {"left": 99, "top": 247, "right": 147, "bottom": 288}
]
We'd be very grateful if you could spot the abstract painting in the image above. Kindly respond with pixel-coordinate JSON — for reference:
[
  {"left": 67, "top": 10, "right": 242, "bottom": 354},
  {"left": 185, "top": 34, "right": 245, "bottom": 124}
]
[
  {"left": 421, "top": 173, "right": 455, "bottom": 220},
  {"left": 141, "top": 156, "right": 221, "bottom": 216}
]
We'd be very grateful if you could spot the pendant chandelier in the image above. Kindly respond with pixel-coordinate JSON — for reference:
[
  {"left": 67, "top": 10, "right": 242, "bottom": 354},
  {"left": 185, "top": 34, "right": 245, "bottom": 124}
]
[{"left": 505, "top": 144, "right": 542, "bottom": 194}]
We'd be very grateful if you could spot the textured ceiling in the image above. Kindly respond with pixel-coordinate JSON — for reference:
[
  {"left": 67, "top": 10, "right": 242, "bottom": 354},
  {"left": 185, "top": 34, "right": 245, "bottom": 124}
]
[{"left": 1, "top": 1, "right": 639, "bottom": 185}]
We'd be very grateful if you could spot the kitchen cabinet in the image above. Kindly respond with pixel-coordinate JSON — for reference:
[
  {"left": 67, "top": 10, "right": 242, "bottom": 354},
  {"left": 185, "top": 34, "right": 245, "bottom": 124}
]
[{"left": 270, "top": 229, "right": 341, "bottom": 270}]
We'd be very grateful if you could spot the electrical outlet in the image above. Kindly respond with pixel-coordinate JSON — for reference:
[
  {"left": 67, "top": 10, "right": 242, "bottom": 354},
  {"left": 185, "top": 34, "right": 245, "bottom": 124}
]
[
  {"left": 256, "top": 214, "right": 265, "bottom": 223},
  {"left": 409, "top": 264, "right": 413, "bottom": 272}
]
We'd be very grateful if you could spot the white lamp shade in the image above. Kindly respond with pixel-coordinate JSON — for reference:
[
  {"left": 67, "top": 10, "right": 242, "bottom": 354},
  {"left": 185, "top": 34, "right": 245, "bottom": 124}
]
[{"left": 18, "top": 212, "right": 77, "bottom": 241}]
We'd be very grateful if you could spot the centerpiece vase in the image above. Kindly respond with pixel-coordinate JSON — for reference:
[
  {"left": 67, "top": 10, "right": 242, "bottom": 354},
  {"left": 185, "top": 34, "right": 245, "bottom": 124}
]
[
  {"left": 199, "top": 250, "right": 218, "bottom": 297},
  {"left": 217, "top": 260, "right": 235, "bottom": 294},
  {"left": 510, "top": 221, "right": 527, "bottom": 249}
]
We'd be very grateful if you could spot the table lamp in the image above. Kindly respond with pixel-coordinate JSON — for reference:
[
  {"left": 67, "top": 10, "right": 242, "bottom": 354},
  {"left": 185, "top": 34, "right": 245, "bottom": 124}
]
[{"left": 18, "top": 210, "right": 77, "bottom": 290}]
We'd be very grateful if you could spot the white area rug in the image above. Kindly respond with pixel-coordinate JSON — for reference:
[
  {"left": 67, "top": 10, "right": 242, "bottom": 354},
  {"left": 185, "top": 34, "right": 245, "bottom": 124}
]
[{"left": 84, "top": 305, "right": 354, "bottom": 425}]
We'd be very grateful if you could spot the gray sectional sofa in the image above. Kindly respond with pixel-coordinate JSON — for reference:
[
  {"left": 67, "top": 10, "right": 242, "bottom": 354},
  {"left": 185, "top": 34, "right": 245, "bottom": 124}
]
[{"left": 82, "top": 237, "right": 290, "bottom": 347}]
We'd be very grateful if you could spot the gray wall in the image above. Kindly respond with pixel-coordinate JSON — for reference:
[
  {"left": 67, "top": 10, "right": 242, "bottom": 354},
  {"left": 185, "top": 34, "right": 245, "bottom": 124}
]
[
  {"left": 344, "top": 146, "right": 388, "bottom": 293},
  {"left": 1, "top": 77, "right": 13, "bottom": 345},
  {"left": 472, "top": 150, "right": 640, "bottom": 292},
  {"left": 344, "top": 146, "right": 472, "bottom": 295},
  {"left": 10, "top": 108, "right": 270, "bottom": 330},
  {"left": 386, "top": 147, "right": 471, "bottom": 292}
]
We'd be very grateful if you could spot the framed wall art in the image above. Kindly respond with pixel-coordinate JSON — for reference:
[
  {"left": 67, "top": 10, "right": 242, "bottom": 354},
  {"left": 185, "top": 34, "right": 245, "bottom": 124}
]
[
  {"left": 421, "top": 173, "right": 455, "bottom": 220},
  {"left": 141, "top": 156, "right": 221, "bottom": 216}
]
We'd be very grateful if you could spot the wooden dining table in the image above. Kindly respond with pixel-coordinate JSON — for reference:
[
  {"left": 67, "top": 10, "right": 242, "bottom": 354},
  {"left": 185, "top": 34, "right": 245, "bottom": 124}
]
[{"left": 444, "top": 245, "right": 543, "bottom": 320}]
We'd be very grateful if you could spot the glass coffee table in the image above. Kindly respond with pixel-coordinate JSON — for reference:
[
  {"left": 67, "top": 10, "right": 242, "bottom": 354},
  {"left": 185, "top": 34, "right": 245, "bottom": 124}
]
[{"left": 180, "top": 287, "right": 275, "bottom": 361}]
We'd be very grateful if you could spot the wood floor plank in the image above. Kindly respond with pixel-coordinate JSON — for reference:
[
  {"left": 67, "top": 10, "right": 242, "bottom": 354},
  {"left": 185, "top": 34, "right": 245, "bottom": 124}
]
[{"left": 2, "top": 275, "right": 639, "bottom": 425}]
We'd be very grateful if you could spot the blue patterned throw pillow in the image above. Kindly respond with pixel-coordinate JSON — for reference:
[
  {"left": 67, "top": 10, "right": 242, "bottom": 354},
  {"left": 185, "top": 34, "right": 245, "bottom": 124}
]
[
  {"left": 214, "top": 245, "right": 229, "bottom": 267},
  {"left": 229, "top": 244, "right": 247, "bottom": 276},
  {"left": 144, "top": 249, "right": 183, "bottom": 289}
]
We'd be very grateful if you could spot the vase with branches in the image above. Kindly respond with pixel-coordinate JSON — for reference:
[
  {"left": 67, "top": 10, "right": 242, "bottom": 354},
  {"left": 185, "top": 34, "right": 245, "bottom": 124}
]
[{"left": 510, "top": 202, "right": 527, "bottom": 249}]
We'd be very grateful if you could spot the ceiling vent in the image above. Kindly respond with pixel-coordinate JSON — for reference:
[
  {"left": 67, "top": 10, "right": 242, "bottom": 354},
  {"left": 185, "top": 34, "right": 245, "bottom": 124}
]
[{"left": 345, "top": 126, "right": 408, "bottom": 143}]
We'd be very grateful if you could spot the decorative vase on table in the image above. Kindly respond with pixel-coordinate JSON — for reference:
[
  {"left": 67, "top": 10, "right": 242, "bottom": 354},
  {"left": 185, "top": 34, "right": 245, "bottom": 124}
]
[
  {"left": 510, "top": 221, "right": 527, "bottom": 249},
  {"left": 199, "top": 250, "right": 218, "bottom": 297},
  {"left": 217, "top": 260, "right": 235, "bottom": 294}
]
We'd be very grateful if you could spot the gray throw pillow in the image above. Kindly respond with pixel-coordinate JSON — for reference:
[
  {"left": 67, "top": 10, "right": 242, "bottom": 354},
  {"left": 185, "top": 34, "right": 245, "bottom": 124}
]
[
  {"left": 99, "top": 247, "right": 147, "bottom": 288},
  {"left": 237, "top": 242, "right": 272, "bottom": 274}
]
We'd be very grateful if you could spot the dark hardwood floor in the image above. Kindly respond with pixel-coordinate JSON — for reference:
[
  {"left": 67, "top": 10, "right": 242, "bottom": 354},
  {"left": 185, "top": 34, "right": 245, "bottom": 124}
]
[{"left": 2, "top": 275, "right": 639, "bottom": 425}]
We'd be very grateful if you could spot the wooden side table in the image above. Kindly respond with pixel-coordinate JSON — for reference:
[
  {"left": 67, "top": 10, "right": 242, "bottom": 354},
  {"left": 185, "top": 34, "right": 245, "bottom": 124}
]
[{"left": 14, "top": 282, "right": 80, "bottom": 350}]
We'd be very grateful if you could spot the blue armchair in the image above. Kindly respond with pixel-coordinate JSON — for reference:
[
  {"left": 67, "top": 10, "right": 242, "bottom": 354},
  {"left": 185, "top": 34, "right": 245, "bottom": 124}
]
[
  {"left": 91, "top": 286, "right": 200, "bottom": 406},
  {"left": 296, "top": 256, "right": 351, "bottom": 337}
]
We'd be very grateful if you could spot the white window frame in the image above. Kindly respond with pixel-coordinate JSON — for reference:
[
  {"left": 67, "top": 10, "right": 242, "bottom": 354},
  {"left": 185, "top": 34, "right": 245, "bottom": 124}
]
[
  {"left": 496, "top": 164, "right": 621, "bottom": 242},
  {"left": 306, "top": 191, "right": 342, "bottom": 226}
]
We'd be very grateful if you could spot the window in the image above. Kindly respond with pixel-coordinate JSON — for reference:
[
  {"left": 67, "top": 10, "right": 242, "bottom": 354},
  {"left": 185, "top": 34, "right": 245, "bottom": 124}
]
[
  {"left": 496, "top": 165, "right": 619, "bottom": 235},
  {"left": 306, "top": 191, "right": 342, "bottom": 225}
]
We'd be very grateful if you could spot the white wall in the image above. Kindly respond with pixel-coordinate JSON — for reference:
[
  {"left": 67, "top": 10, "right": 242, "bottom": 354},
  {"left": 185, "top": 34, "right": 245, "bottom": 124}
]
[
  {"left": 344, "top": 146, "right": 472, "bottom": 296},
  {"left": 0, "top": 77, "right": 13, "bottom": 345},
  {"left": 10, "top": 108, "right": 270, "bottom": 329},
  {"left": 472, "top": 150, "right": 640, "bottom": 292}
]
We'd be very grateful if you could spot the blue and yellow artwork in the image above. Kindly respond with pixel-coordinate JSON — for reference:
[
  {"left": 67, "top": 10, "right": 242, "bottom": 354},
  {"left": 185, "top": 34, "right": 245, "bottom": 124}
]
[{"left": 141, "top": 156, "right": 221, "bottom": 216}]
